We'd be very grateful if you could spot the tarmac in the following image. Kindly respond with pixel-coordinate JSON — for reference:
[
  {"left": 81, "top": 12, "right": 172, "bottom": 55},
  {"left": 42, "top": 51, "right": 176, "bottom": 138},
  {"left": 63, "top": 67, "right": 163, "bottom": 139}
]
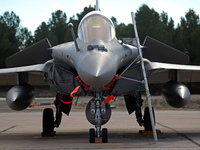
[{"left": 0, "top": 98, "right": 200, "bottom": 150}]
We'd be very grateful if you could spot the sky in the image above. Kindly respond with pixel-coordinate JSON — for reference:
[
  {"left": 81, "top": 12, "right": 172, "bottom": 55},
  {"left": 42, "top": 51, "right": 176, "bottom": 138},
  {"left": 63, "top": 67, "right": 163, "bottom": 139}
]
[{"left": 0, "top": 0, "right": 200, "bottom": 34}]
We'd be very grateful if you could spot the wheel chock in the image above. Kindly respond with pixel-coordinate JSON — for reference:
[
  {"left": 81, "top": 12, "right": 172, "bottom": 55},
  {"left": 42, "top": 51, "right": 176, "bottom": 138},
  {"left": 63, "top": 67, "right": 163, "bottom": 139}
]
[
  {"left": 41, "top": 131, "right": 56, "bottom": 137},
  {"left": 139, "top": 129, "right": 161, "bottom": 135}
]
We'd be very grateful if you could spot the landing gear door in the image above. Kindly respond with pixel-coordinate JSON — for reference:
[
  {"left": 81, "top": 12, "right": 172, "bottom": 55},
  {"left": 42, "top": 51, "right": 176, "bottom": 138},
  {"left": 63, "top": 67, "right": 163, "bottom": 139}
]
[{"left": 52, "top": 65, "right": 85, "bottom": 96}]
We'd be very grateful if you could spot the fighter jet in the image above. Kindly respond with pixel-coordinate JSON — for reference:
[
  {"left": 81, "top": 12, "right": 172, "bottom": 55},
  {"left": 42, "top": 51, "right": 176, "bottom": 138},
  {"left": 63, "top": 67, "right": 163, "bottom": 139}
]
[{"left": 1, "top": 0, "right": 200, "bottom": 143}]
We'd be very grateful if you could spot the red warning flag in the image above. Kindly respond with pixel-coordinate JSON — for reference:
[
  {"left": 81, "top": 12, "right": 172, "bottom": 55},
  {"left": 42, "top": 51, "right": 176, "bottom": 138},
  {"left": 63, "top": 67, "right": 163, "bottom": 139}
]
[
  {"left": 58, "top": 94, "right": 73, "bottom": 105},
  {"left": 104, "top": 95, "right": 115, "bottom": 104},
  {"left": 70, "top": 86, "right": 80, "bottom": 98}
]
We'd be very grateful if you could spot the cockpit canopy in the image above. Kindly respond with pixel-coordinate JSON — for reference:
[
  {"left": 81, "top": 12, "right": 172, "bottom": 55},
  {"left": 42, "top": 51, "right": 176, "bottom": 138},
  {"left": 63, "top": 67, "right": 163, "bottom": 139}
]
[{"left": 78, "top": 11, "right": 116, "bottom": 43}]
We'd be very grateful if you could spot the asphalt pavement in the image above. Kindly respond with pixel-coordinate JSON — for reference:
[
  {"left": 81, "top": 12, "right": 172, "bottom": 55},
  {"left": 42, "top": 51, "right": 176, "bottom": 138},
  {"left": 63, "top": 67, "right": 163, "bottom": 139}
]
[{"left": 0, "top": 98, "right": 200, "bottom": 149}]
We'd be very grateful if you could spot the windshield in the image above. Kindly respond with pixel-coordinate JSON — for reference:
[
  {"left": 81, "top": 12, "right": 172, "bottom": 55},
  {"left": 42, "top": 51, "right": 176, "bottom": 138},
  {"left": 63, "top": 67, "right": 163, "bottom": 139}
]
[{"left": 78, "top": 11, "right": 116, "bottom": 43}]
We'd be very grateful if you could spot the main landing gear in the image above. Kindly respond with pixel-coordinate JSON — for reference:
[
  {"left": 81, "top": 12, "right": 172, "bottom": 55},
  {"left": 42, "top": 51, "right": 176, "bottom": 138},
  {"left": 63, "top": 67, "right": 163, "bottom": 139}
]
[
  {"left": 124, "top": 91, "right": 155, "bottom": 132},
  {"left": 41, "top": 93, "right": 72, "bottom": 136},
  {"left": 86, "top": 93, "right": 111, "bottom": 143}
]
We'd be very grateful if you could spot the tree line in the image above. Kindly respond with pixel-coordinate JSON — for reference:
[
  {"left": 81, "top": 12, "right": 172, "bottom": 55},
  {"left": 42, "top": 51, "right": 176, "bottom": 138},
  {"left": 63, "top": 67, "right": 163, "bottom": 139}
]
[{"left": 0, "top": 4, "right": 200, "bottom": 68}]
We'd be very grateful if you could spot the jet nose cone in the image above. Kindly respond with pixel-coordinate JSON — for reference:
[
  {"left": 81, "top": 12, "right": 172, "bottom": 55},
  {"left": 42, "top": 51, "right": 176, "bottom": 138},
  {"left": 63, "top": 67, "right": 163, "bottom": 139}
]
[{"left": 78, "top": 53, "right": 116, "bottom": 91}]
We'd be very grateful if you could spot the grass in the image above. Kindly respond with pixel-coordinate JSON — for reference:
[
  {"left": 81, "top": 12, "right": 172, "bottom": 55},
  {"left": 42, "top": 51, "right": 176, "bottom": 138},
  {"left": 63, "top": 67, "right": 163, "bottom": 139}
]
[
  {"left": 71, "top": 96, "right": 200, "bottom": 111},
  {"left": 29, "top": 95, "right": 200, "bottom": 111}
]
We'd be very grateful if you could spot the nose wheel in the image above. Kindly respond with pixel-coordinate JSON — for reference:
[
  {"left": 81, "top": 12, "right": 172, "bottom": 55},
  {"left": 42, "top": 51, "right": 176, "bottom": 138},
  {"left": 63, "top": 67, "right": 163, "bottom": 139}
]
[
  {"left": 102, "top": 128, "right": 108, "bottom": 143},
  {"left": 89, "top": 128, "right": 95, "bottom": 143},
  {"left": 89, "top": 127, "right": 108, "bottom": 143},
  {"left": 86, "top": 93, "right": 111, "bottom": 143}
]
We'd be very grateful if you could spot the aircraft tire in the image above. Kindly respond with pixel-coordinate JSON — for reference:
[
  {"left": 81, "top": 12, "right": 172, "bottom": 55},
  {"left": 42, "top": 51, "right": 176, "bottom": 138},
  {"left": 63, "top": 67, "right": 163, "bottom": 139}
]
[
  {"left": 89, "top": 128, "right": 95, "bottom": 143},
  {"left": 143, "top": 107, "right": 155, "bottom": 131},
  {"left": 43, "top": 108, "right": 54, "bottom": 133},
  {"left": 102, "top": 128, "right": 108, "bottom": 143}
]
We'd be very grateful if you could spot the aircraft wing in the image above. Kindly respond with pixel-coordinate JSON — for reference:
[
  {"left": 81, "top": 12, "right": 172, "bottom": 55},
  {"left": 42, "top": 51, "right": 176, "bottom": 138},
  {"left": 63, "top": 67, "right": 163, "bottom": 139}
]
[
  {"left": 6, "top": 38, "right": 52, "bottom": 68},
  {"left": 147, "top": 61, "right": 200, "bottom": 83},
  {"left": 0, "top": 38, "right": 52, "bottom": 82},
  {"left": 143, "top": 36, "right": 189, "bottom": 65},
  {"left": 142, "top": 36, "right": 200, "bottom": 84},
  {"left": 0, "top": 64, "right": 46, "bottom": 74}
]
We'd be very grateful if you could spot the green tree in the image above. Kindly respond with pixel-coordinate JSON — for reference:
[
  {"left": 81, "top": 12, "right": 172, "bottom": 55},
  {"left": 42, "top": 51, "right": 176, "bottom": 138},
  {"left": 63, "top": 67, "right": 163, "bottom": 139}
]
[
  {"left": 76, "top": 5, "right": 95, "bottom": 24},
  {"left": 134, "top": 5, "right": 176, "bottom": 46},
  {"left": 34, "top": 6, "right": 95, "bottom": 46},
  {"left": 17, "top": 27, "right": 33, "bottom": 50},
  {"left": 116, "top": 23, "right": 134, "bottom": 39},
  {"left": 111, "top": 16, "right": 118, "bottom": 29},
  {"left": 116, "top": 23, "right": 126, "bottom": 38},
  {"left": 66, "top": 5, "right": 95, "bottom": 41},
  {"left": 158, "top": 11, "right": 175, "bottom": 46},
  {"left": 48, "top": 10, "right": 68, "bottom": 44},
  {"left": 34, "top": 22, "right": 50, "bottom": 42},
  {"left": 34, "top": 10, "right": 68, "bottom": 46},
  {"left": 0, "top": 11, "right": 20, "bottom": 68},
  {"left": 0, "top": 11, "right": 33, "bottom": 68},
  {"left": 191, "top": 26, "right": 200, "bottom": 64},
  {"left": 177, "top": 9, "right": 200, "bottom": 64},
  {"left": 0, "top": 22, "right": 11, "bottom": 67},
  {"left": 66, "top": 15, "right": 79, "bottom": 41},
  {"left": 135, "top": 4, "right": 160, "bottom": 42},
  {"left": 0, "top": 11, "right": 20, "bottom": 43}
]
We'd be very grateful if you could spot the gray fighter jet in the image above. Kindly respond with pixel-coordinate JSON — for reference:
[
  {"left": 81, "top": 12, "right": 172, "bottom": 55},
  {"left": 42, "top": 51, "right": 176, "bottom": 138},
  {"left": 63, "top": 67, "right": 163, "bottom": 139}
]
[{"left": 1, "top": 0, "right": 200, "bottom": 143}]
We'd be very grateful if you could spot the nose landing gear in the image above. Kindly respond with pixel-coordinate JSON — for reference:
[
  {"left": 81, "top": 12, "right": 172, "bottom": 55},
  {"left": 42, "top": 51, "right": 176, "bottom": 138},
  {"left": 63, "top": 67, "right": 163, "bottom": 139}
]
[{"left": 86, "top": 93, "right": 111, "bottom": 143}]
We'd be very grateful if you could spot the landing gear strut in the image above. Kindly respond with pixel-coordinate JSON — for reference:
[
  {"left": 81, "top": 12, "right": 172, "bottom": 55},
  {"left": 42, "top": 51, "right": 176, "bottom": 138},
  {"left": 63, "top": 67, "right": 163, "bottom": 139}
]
[
  {"left": 86, "top": 93, "right": 111, "bottom": 143},
  {"left": 124, "top": 91, "right": 144, "bottom": 126}
]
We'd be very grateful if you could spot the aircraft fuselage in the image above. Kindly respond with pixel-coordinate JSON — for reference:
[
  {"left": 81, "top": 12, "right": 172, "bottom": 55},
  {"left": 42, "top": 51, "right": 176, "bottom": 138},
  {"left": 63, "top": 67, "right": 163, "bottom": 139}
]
[{"left": 52, "top": 38, "right": 138, "bottom": 91}]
